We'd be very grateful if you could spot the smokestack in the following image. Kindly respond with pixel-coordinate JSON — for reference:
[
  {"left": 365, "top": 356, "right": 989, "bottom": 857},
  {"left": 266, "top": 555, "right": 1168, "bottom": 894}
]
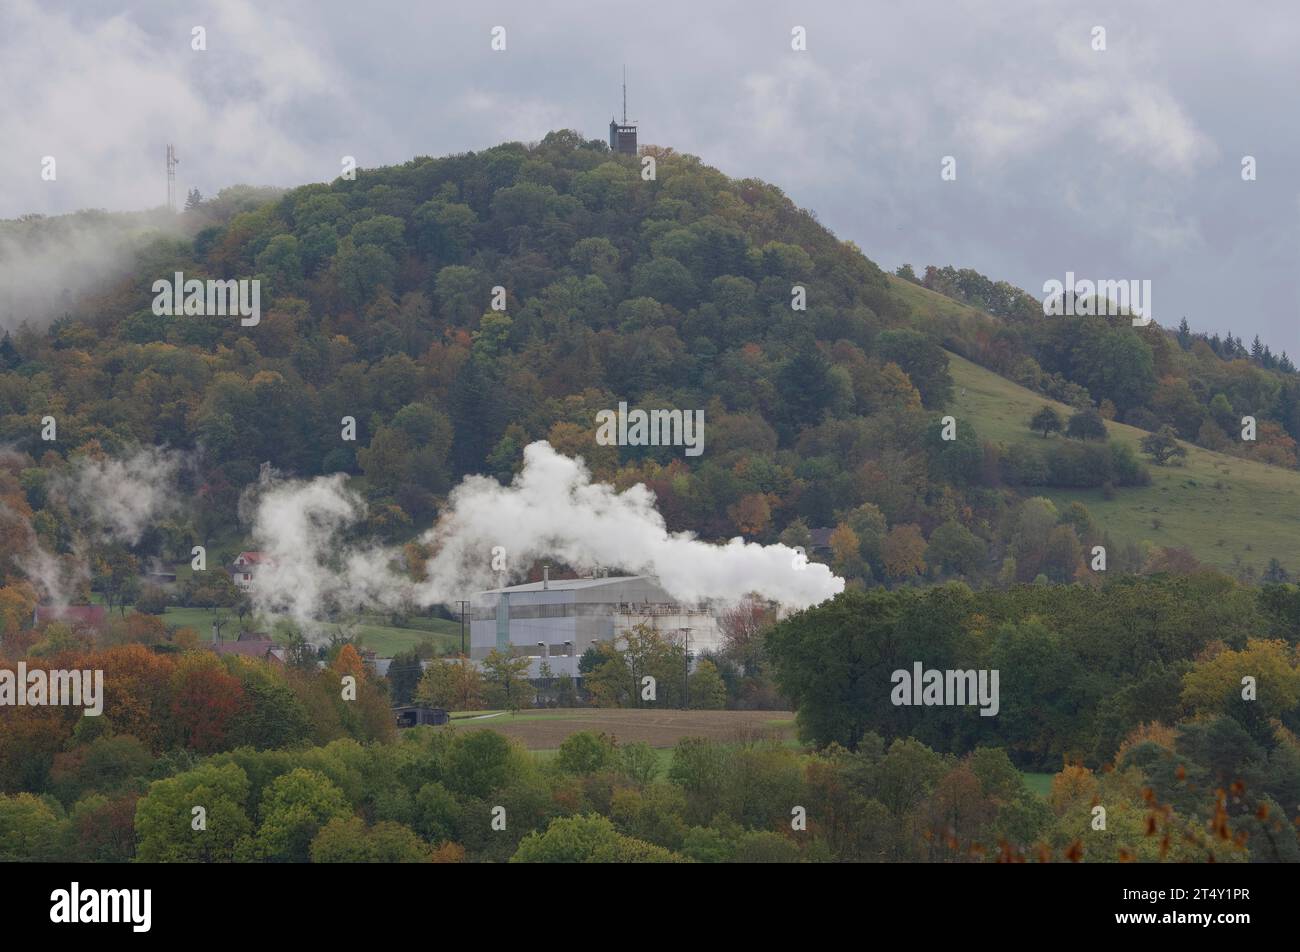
[{"left": 543, "top": 563, "right": 550, "bottom": 590}]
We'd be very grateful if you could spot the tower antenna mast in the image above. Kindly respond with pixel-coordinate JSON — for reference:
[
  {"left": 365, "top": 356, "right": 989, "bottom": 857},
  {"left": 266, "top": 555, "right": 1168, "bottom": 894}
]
[
  {"left": 622, "top": 65, "right": 627, "bottom": 124},
  {"left": 166, "top": 144, "right": 179, "bottom": 211}
]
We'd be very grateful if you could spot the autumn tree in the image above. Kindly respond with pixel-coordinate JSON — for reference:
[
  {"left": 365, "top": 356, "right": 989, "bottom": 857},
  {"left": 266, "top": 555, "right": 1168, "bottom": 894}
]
[
  {"left": 387, "top": 648, "right": 423, "bottom": 706},
  {"left": 0, "top": 793, "right": 66, "bottom": 861},
  {"left": 843, "top": 502, "right": 888, "bottom": 570},
  {"left": 310, "top": 816, "right": 431, "bottom": 863},
  {"left": 331, "top": 643, "right": 367, "bottom": 682},
  {"left": 93, "top": 545, "right": 140, "bottom": 616},
  {"left": 883, "top": 524, "right": 927, "bottom": 582},
  {"left": 925, "top": 520, "right": 985, "bottom": 577},
  {"left": 169, "top": 653, "right": 248, "bottom": 754},
  {"left": 829, "top": 523, "right": 865, "bottom": 578},
  {"left": 481, "top": 649, "right": 533, "bottom": 711},
  {"left": 719, "top": 597, "right": 775, "bottom": 677},
  {"left": 1029, "top": 405, "right": 1063, "bottom": 438},
  {"left": 687, "top": 659, "right": 727, "bottom": 710},
  {"left": 1009, "top": 497, "right": 1059, "bottom": 581},
  {"left": 511, "top": 814, "right": 683, "bottom": 863},
  {"left": 1182, "top": 639, "right": 1300, "bottom": 723},
  {"left": 1140, "top": 425, "right": 1186, "bottom": 465},
  {"left": 249, "top": 768, "right": 351, "bottom": 862},
  {"left": 417, "top": 655, "right": 486, "bottom": 710},
  {"left": 729, "top": 492, "right": 774, "bottom": 537},
  {"left": 1066, "top": 408, "right": 1107, "bottom": 441},
  {"left": 0, "top": 582, "right": 37, "bottom": 648},
  {"left": 134, "top": 762, "right": 253, "bottom": 862}
]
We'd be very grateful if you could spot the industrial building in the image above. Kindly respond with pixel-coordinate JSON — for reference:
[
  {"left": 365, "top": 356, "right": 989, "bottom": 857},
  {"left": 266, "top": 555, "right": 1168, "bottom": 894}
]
[{"left": 469, "top": 572, "right": 720, "bottom": 678}]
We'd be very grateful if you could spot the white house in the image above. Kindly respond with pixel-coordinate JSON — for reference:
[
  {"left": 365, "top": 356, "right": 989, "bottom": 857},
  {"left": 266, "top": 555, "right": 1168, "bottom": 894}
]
[{"left": 228, "top": 551, "right": 268, "bottom": 590}]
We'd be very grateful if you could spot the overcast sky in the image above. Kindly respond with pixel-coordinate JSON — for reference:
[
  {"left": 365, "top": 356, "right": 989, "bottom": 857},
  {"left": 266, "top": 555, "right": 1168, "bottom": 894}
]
[{"left": 4, "top": 0, "right": 1298, "bottom": 353}]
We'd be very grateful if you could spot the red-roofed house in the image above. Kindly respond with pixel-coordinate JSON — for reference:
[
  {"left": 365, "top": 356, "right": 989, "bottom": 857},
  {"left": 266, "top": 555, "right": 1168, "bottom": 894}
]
[
  {"left": 210, "top": 628, "right": 284, "bottom": 662},
  {"left": 229, "top": 551, "right": 268, "bottom": 590},
  {"left": 211, "top": 638, "right": 283, "bottom": 663}
]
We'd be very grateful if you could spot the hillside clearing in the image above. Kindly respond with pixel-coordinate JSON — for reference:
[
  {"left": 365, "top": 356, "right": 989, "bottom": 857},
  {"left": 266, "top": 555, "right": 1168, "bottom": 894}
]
[
  {"left": 890, "top": 275, "right": 1300, "bottom": 574},
  {"left": 947, "top": 350, "right": 1300, "bottom": 573}
]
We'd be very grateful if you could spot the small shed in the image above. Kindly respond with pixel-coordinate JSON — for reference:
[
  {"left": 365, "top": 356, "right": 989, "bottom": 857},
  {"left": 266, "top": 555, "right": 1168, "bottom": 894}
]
[{"left": 393, "top": 705, "right": 450, "bottom": 728}]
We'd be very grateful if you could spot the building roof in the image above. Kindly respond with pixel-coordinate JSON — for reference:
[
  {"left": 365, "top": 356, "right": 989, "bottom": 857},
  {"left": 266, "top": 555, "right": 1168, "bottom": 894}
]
[
  {"left": 234, "top": 551, "right": 268, "bottom": 564},
  {"left": 808, "top": 527, "right": 835, "bottom": 548},
  {"left": 34, "top": 604, "right": 107, "bottom": 627},
  {"left": 479, "top": 574, "right": 651, "bottom": 595},
  {"left": 212, "top": 639, "right": 281, "bottom": 661}
]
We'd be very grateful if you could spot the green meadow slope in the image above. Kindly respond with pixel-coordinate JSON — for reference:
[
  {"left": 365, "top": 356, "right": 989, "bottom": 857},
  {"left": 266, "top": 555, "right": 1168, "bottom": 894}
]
[{"left": 891, "top": 276, "right": 1300, "bottom": 575}]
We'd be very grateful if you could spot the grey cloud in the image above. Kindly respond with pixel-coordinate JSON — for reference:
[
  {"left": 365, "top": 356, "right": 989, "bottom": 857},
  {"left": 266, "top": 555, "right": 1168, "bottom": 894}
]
[{"left": 2, "top": 0, "right": 1297, "bottom": 351}]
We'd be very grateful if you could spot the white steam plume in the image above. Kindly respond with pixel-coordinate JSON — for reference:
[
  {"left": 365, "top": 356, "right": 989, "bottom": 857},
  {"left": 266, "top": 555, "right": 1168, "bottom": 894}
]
[
  {"left": 17, "top": 538, "right": 85, "bottom": 609},
  {"left": 1, "top": 501, "right": 83, "bottom": 607},
  {"left": 244, "top": 473, "right": 412, "bottom": 625},
  {"left": 60, "top": 447, "right": 186, "bottom": 545},
  {"left": 414, "top": 441, "right": 844, "bottom": 608},
  {"left": 4, "top": 447, "right": 188, "bottom": 606},
  {"left": 244, "top": 441, "right": 843, "bottom": 628}
]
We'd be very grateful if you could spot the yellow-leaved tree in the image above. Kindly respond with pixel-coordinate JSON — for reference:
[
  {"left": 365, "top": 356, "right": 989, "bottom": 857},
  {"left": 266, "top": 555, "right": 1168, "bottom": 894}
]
[{"left": 1181, "top": 639, "right": 1300, "bottom": 720}]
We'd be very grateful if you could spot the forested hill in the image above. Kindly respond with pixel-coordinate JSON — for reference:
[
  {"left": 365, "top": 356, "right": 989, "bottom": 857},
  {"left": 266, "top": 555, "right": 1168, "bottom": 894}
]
[{"left": 1, "top": 130, "right": 1298, "bottom": 587}]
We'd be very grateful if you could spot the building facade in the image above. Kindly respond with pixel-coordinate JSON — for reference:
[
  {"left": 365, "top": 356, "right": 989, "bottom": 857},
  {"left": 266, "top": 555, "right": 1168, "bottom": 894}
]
[
  {"left": 469, "top": 574, "right": 720, "bottom": 678},
  {"left": 228, "top": 551, "right": 266, "bottom": 590}
]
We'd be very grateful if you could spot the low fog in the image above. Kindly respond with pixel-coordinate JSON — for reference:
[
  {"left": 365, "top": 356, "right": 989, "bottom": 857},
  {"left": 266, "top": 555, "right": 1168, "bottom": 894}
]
[{"left": 0, "top": 209, "right": 182, "bottom": 333}]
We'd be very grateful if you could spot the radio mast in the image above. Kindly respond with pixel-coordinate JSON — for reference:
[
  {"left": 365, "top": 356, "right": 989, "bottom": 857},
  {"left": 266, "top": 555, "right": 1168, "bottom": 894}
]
[
  {"left": 166, "top": 145, "right": 179, "bottom": 211},
  {"left": 609, "top": 68, "right": 638, "bottom": 156}
]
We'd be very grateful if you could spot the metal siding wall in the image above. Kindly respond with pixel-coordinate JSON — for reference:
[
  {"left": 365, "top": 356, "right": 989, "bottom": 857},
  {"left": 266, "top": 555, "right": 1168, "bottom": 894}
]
[{"left": 496, "top": 593, "right": 509, "bottom": 651}]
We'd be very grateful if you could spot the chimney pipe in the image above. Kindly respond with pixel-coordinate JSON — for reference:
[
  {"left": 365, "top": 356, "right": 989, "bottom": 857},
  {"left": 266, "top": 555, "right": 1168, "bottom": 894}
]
[{"left": 543, "top": 564, "right": 550, "bottom": 590}]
